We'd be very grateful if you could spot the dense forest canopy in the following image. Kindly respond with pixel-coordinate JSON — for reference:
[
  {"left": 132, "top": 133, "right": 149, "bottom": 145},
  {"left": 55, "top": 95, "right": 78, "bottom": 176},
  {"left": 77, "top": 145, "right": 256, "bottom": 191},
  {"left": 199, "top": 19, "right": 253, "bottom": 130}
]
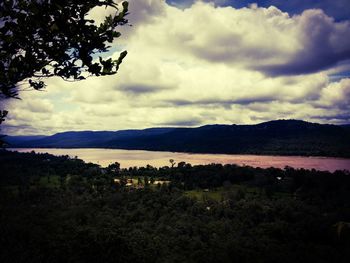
[{"left": 1, "top": 150, "right": 350, "bottom": 262}]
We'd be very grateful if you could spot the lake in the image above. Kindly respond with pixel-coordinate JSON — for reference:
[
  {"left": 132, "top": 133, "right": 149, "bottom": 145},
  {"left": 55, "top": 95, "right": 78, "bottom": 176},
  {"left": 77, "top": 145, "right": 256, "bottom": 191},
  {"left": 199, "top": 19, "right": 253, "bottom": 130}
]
[{"left": 9, "top": 148, "right": 350, "bottom": 172}]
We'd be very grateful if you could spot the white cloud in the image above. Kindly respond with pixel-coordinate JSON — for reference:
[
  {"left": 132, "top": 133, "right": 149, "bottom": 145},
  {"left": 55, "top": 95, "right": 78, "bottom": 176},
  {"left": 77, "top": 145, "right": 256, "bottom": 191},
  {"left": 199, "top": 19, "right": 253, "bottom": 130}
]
[{"left": 3, "top": 0, "right": 350, "bottom": 135}]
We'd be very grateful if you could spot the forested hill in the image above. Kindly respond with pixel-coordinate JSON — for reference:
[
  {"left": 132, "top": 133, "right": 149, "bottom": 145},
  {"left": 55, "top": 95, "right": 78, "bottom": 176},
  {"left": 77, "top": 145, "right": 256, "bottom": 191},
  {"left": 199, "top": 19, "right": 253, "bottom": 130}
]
[{"left": 5, "top": 120, "right": 350, "bottom": 157}]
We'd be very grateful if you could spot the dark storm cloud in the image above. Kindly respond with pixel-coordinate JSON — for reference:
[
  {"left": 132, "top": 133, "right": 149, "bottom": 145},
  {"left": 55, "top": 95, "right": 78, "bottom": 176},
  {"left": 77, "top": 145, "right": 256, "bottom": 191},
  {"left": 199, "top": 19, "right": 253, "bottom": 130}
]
[
  {"left": 118, "top": 84, "right": 165, "bottom": 94},
  {"left": 263, "top": 0, "right": 350, "bottom": 21},
  {"left": 229, "top": 97, "right": 276, "bottom": 105},
  {"left": 1, "top": 124, "right": 40, "bottom": 135},
  {"left": 168, "top": 2, "right": 350, "bottom": 77},
  {"left": 312, "top": 102, "right": 350, "bottom": 112},
  {"left": 314, "top": 114, "right": 350, "bottom": 120},
  {"left": 168, "top": 0, "right": 350, "bottom": 21},
  {"left": 158, "top": 117, "right": 203, "bottom": 126},
  {"left": 166, "top": 99, "right": 193, "bottom": 106},
  {"left": 128, "top": 0, "right": 165, "bottom": 24},
  {"left": 258, "top": 53, "right": 350, "bottom": 76},
  {"left": 166, "top": 97, "right": 276, "bottom": 107},
  {"left": 312, "top": 114, "right": 350, "bottom": 124},
  {"left": 257, "top": 9, "right": 350, "bottom": 76},
  {"left": 189, "top": 34, "right": 280, "bottom": 66}
]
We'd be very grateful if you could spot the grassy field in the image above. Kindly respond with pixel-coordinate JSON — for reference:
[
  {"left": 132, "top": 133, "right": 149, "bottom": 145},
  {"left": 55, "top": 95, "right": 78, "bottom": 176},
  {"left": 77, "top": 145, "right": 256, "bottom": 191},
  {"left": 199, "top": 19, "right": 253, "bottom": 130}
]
[
  {"left": 185, "top": 184, "right": 263, "bottom": 202},
  {"left": 185, "top": 189, "right": 223, "bottom": 201}
]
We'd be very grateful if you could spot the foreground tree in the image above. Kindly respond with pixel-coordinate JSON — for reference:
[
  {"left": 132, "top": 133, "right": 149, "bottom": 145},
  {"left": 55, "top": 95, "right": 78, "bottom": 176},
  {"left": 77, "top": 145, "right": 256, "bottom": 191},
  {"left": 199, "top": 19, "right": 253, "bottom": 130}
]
[
  {"left": 0, "top": 110, "right": 8, "bottom": 147},
  {"left": 107, "top": 162, "right": 121, "bottom": 176},
  {"left": 0, "top": 0, "right": 129, "bottom": 99}
]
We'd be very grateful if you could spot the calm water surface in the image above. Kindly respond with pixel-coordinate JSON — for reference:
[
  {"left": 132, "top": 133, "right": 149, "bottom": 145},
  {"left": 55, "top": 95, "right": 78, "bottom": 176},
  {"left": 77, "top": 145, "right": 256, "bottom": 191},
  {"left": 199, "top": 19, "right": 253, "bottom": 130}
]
[{"left": 9, "top": 148, "right": 350, "bottom": 172}]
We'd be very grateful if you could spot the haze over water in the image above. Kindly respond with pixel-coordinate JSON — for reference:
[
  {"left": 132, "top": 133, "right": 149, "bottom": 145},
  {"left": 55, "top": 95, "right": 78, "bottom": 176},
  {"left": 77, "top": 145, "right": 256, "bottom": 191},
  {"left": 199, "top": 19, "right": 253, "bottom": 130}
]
[{"left": 10, "top": 148, "right": 350, "bottom": 172}]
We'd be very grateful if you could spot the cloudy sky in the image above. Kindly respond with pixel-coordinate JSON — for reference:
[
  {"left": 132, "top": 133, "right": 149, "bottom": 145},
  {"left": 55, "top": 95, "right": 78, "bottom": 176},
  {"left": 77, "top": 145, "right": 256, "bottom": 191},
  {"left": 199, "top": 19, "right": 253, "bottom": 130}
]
[{"left": 2, "top": 0, "right": 350, "bottom": 135}]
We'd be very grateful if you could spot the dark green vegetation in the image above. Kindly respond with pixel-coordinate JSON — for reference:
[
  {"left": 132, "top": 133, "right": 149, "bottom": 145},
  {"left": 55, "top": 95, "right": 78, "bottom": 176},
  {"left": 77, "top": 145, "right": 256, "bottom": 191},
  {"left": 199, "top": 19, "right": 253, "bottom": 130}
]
[
  {"left": 1, "top": 150, "right": 350, "bottom": 263},
  {"left": 0, "top": 0, "right": 128, "bottom": 98},
  {"left": 0, "top": 0, "right": 129, "bottom": 147},
  {"left": 7, "top": 120, "right": 350, "bottom": 157},
  {"left": 0, "top": 110, "right": 7, "bottom": 147}
]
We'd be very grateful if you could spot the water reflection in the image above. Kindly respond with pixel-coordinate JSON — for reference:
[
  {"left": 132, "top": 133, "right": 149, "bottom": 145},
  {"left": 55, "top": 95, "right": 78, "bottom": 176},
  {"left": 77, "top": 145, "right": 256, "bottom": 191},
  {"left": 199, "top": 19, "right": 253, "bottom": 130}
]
[{"left": 10, "top": 148, "right": 350, "bottom": 172}]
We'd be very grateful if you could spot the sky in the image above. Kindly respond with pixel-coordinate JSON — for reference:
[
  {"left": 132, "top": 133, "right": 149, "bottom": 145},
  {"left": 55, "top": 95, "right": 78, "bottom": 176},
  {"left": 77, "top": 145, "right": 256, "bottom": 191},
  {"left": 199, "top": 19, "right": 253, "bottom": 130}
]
[{"left": 2, "top": 0, "right": 350, "bottom": 135}]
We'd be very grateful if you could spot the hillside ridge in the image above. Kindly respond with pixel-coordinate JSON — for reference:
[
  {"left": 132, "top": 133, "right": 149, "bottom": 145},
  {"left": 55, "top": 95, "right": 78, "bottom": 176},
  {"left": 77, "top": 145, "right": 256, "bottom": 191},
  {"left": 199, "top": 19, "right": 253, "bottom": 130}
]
[{"left": 5, "top": 120, "right": 350, "bottom": 157}]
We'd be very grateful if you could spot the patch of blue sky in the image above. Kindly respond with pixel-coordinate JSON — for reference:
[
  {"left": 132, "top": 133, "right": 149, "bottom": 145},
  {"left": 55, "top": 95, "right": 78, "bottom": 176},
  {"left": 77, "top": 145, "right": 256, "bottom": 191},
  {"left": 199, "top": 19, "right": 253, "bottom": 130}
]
[
  {"left": 44, "top": 92, "right": 78, "bottom": 112},
  {"left": 167, "top": 0, "right": 350, "bottom": 21},
  {"left": 91, "top": 44, "right": 126, "bottom": 60},
  {"left": 328, "top": 71, "right": 350, "bottom": 82}
]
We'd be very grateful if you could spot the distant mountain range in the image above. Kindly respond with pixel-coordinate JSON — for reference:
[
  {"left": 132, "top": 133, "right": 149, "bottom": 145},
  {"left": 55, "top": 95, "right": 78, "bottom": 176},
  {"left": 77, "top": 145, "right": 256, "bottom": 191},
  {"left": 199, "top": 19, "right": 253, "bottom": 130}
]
[{"left": 4, "top": 120, "right": 350, "bottom": 157}]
